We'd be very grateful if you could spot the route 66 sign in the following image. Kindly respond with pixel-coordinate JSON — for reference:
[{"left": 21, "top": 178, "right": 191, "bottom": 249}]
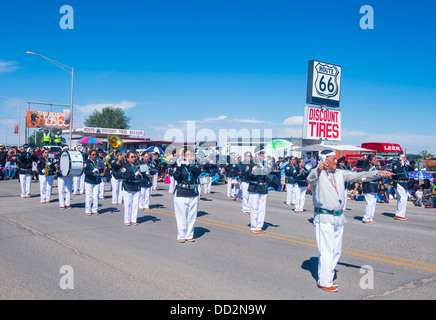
[{"left": 306, "top": 60, "right": 342, "bottom": 108}]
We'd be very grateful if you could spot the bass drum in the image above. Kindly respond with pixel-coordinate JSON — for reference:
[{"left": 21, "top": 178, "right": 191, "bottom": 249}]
[{"left": 60, "top": 150, "right": 84, "bottom": 177}]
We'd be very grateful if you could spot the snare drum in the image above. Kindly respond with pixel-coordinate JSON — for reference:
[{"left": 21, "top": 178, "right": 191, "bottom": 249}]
[
  {"left": 198, "top": 173, "right": 211, "bottom": 185},
  {"left": 60, "top": 150, "right": 84, "bottom": 177}
]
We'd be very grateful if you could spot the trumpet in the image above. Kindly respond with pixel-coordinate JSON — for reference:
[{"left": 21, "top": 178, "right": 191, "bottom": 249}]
[{"left": 44, "top": 165, "right": 50, "bottom": 178}]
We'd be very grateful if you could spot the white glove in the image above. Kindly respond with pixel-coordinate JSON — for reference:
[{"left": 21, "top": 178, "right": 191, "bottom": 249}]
[
  {"left": 135, "top": 171, "right": 141, "bottom": 176},
  {"left": 93, "top": 168, "right": 99, "bottom": 174}
]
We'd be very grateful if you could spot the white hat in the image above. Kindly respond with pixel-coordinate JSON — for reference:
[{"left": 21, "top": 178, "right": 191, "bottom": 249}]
[{"left": 320, "top": 149, "right": 336, "bottom": 162}]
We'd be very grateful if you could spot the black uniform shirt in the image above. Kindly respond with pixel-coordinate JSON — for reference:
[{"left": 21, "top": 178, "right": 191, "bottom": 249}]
[
  {"left": 121, "top": 161, "right": 141, "bottom": 192},
  {"left": 247, "top": 160, "right": 271, "bottom": 195},
  {"left": 37, "top": 156, "right": 56, "bottom": 176},
  {"left": 83, "top": 159, "right": 102, "bottom": 185},
  {"left": 362, "top": 164, "right": 380, "bottom": 194},
  {"left": 392, "top": 161, "right": 413, "bottom": 188},
  {"left": 109, "top": 155, "right": 124, "bottom": 180},
  {"left": 18, "top": 151, "right": 38, "bottom": 174},
  {"left": 284, "top": 164, "right": 297, "bottom": 184},
  {"left": 174, "top": 162, "right": 201, "bottom": 197},
  {"left": 138, "top": 160, "right": 152, "bottom": 188}
]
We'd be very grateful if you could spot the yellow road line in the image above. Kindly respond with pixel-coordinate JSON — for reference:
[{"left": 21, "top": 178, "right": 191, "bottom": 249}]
[{"left": 149, "top": 207, "right": 436, "bottom": 273}]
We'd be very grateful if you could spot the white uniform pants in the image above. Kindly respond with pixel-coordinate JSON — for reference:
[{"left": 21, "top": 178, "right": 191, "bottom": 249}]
[
  {"left": 343, "top": 188, "right": 348, "bottom": 209},
  {"left": 19, "top": 173, "right": 32, "bottom": 197},
  {"left": 294, "top": 186, "right": 307, "bottom": 212},
  {"left": 123, "top": 190, "right": 140, "bottom": 224},
  {"left": 73, "top": 173, "right": 85, "bottom": 194},
  {"left": 169, "top": 176, "right": 176, "bottom": 194},
  {"left": 152, "top": 173, "right": 158, "bottom": 191},
  {"left": 363, "top": 193, "right": 377, "bottom": 222},
  {"left": 249, "top": 192, "right": 267, "bottom": 231},
  {"left": 227, "top": 178, "right": 235, "bottom": 197},
  {"left": 99, "top": 176, "right": 106, "bottom": 199},
  {"left": 285, "top": 183, "right": 297, "bottom": 205},
  {"left": 395, "top": 184, "right": 408, "bottom": 218},
  {"left": 39, "top": 174, "right": 54, "bottom": 203},
  {"left": 85, "top": 182, "right": 99, "bottom": 214},
  {"left": 315, "top": 222, "right": 344, "bottom": 287},
  {"left": 241, "top": 181, "right": 250, "bottom": 213},
  {"left": 139, "top": 186, "right": 151, "bottom": 209},
  {"left": 204, "top": 180, "right": 212, "bottom": 194},
  {"left": 58, "top": 176, "right": 73, "bottom": 207},
  {"left": 111, "top": 177, "right": 123, "bottom": 204},
  {"left": 174, "top": 195, "right": 198, "bottom": 240}
]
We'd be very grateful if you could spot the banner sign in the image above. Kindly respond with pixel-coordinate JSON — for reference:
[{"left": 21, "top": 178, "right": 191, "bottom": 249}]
[
  {"left": 82, "top": 127, "right": 144, "bottom": 136},
  {"left": 302, "top": 106, "right": 341, "bottom": 141},
  {"left": 306, "top": 60, "right": 342, "bottom": 108},
  {"left": 26, "top": 110, "right": 72, "bottom": 129}
]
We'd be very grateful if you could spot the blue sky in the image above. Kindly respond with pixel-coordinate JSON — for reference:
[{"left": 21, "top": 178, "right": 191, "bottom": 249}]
[{"left": 0, "top": 0, "right": 435, "bottom": 153}]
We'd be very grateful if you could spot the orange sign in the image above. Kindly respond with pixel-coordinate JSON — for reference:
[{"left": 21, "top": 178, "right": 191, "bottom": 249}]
[{"left": 26, "top": 110, "right": 72, "bottom": 129}]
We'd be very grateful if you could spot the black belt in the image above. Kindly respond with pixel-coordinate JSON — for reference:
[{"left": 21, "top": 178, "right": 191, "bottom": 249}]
[
  {"left": 250, "top": 181, "right": 266, "bottom": 186},
  {"left": 178, "top": 183, "right": 197, "bottom": 189},
  {"left": 314, "top": 207, "right": 343, "bottom": 216}
]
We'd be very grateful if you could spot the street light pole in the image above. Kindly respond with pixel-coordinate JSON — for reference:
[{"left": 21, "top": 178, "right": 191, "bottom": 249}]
[{"left": 26, "top": 51, "right": 74, "bottom": 148}]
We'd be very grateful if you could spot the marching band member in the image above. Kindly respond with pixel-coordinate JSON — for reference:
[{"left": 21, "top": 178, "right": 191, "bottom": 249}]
[
  {"left": 173, "top": 149, "right": 201, "bottom": 243},
  {"left": 362, "top": 155, "right": 380, "bottom": 223},
  {"left": 18, "top": 144, "right": 38, "bottom": 199},
  {"left": 73, "top": 144, "right": 86, "bottom": 195},
  {"left": 139, "top": 151, "right": 153, "bottom": 211},
  {"left": 284, "top": 156, "right": 297, "bottom": 206},
  {"left": 307, "top": 149, "right": 393, "bottom": 292},
  {"left": 37, "top": 148, "right": 57, "bottom": 203},
  {"left": 57, "top": 145, "right": 73, "bottom": 210},
  {"left": 304, "top": 152, "right": 317, "bottom": 171},
  {"left": 239, "top": 151, "right": 253, "bottom": 215},
  {"left": 109, "top": 149, "right": 124, "bottom": 205},
  {"left": 392, "top": 154, "right": 413, "bottom": 221},
  {"left": 167, "top": 150, "right": 177, "bottom": 194},
  {"left": 121, "top": 151, "right": 141, "bottom": 226},
  {"left": 294, "top": 158, "right": 309, "bottom": 213},
  {"left": 337, "top": 157, "right": 350, "bottom": 210},
  {"left": 225, "top": 152, "right": 238, "bottom": 198},
  {"left": 202, "top": 156, "right": 216, "bottom": 195},
  {"left": 96, "top": 149, "right": 107, "bottom": 200},
  {"left": 247, "top": 149, "right": 271, "bottom": 234},
  {"left": 83, "top": 150, "right": 104, "bottom": 215},
  {"left": 150, "top": 152, "right": 159, "bottom": 191}
]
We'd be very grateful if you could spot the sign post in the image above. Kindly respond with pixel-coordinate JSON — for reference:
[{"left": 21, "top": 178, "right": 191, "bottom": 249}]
[{"left": 303, "top": 60, "right": 343, "bottom": 142}]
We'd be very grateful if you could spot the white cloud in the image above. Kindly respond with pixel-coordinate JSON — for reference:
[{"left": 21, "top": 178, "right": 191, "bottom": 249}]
[
  {"left": 203, "top": 115, "right": 228, "bottom": 122},
  {"left": 282, "top": 116, "right": 303, "bottom": 126},
  {"left": 77, "top": 100, "right": 137, "bottom": 114},
  {"left": 233, "top": 118, "right": 268, "bottom": 124},
  {"left": 0, "top": 60, "right": 20, "bottom": 73}
]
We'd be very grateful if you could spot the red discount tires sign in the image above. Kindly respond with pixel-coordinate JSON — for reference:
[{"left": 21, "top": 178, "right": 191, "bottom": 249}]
[{"left": 302, "top": 106, "right": 341, "bottom": 141}]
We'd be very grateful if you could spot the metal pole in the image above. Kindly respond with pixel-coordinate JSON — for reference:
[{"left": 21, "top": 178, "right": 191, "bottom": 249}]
[
  {"left": 18, "top": 102, "right": 20, "bottom": 146},
  {"left": 69, "top": 68, "right": 74, "bottom": 149}
]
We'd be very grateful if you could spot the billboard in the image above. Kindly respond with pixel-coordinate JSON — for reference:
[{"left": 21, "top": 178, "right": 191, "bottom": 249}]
[
  {"left": 302, "top": 106, "right": 341, "bottom": 141},
  {"left": 26, "top": 110, "right": 72, "bottom": 129},
  {"left": 306, "top": 60, "right": 342, "bottom": 108}
]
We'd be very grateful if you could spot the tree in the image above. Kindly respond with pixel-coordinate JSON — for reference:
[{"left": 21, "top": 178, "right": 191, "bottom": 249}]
[
  {"left": 84, "top": 106, "right": 131, "bottom": 129},
  {"left": 418, "top": 150, "right": 435, "bottom": 159}
]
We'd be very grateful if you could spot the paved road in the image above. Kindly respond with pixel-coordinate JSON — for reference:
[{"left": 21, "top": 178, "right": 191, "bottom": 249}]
[{"left": 1, "top": 178, "right": 436, "bottom": 301}]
